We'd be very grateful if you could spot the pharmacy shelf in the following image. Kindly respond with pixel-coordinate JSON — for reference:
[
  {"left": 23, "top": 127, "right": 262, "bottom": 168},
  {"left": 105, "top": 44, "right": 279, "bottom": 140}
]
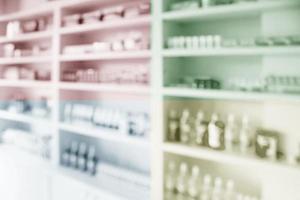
[
  {"left": 0, "top": 4, "right": 55, "bottom": 22},
  {"left": 0, "top": 110, "right": 50, "bottom": 125},
  {"left": 59, "top": 82, "right": 150, "bottom": 95},
  {"left": 59, "top": 123, "right": 150, "bottom": 148},
  {"left": 0, "top": 31, "right": 53, "bottom": 44},
  {"left": 57, "top": 166, "right": 150, "bottom": 200},
  {"left": 163, "top": 142, "right": 300, "bottom": 174},
  {"left": 0, "top": 80, "right": 52, "bottom": 88},
  {"left": 0, "top": 144, "right": 51, "bottom": 169},
  {"left": 162, "top": 1, "right": 300, "bottom": 22},
  {"left": 57, "top": 167, "right": 128, "bottom": 200},
  {"left": 163, "top": 87, "right": 300, "bottom": 103},
  {"left": 60, "top": 51, "right": 151, "bottom": 62},
  {"left": 162, "top": 47, "right": 300, "bottom": 57},
  {"left": 60, "top": 16, "right": 151, "bottom": 35},
  {"left": 0, "top": 56, "right": 52, "bottom": 65}
]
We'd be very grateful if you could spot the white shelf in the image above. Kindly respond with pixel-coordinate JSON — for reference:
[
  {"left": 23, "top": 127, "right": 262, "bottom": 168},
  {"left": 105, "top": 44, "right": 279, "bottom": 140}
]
[
  {"left": 60, "top": 51, "right": 151, "bottom": 62},
  {"left": 163, "top": 87, "right": 300, "bottom": 102},
  {"left": 162, "top": 47, "right": 300, "bottom": 57},
  {"left": 0, "top": 80, "right": 52, "bottom": 88},
  {"left": 0, "top": 5, "right": 54, "bottom": 22},
  {"left": 60, "top": 16, "right": 151, "bottom": 35},
  {"left": 162, "top": 1, "right": 300, "bottom": 22},
  {"left": 59, "top": 123, "right": 149, "bottom": 148},
  {"left": 0, "top": 31, "right": 52, "bottom": 44},
  {"left": 0, "top": 56, "right": 52, "bottom": 65},
  {"left": 0, "top": 110, "right": 49, "bottom": 125},
  {"left": 163, "top": 142, "right": 300, "bottom": 174},
  {"left": 59, "top": 82, "right": 150, "bottom": 94}
]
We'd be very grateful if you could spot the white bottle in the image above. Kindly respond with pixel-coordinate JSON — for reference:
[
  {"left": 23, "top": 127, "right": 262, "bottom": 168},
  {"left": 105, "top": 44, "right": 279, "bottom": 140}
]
[
  {"left": 180, "top": 109, "right": 192, "bottom": 144},
  {"left": 208, "top": 113, "right": 225, "bottom": 150},
  {"left": 188, "top": 165, "right": 201, "bottom": 198},
  {"left": 202, "top": 0, "right": 211, "bottom": 8},
  {"left": 225, "top": 114, "right": 238, "bottom": 151},
  {"left": 176, "top": 162, "right": 189, "bottom": 195},
  {"left": 165, "top": 161, "right": 177, "bottom": 192},
  {"left": 239, "top": 116, "right": 252, "bottom": 154}
]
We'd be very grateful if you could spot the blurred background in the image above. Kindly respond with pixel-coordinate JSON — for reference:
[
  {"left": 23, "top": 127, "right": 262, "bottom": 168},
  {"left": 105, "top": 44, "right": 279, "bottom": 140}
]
[{"left": 0, "top": 0, "right": 299, "bottom": 200}]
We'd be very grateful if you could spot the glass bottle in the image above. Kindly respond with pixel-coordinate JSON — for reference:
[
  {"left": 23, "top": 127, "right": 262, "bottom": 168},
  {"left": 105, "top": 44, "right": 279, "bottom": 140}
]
[
  {"left": 165, "top": 161, "right": 177, "bottom": 193},
  {"left": 188, "top": 165, "right": 201, "bottom": 198},
  {"left": 208, "top": 113, "right": 225, "bottom": 150},
  {"left": 200, "top": 174, "right": 212, "bottom": 200},
  {"left": 180, "top": 109, "right": 192, "bottom": 144},
  {"left": 224, "top": 179, "right": 236, "bottom": 200},
  {"left": 176, "top": 162, "right": 189, "bottom": 195},
  {"left": 168, "top": 109, "right": 180, "bottom": 142},
  {"left": 225, "top": 114, "right": 238, "bottom": 152},
  {"left": 194, "top": 111, "right": 208, "bottom": 146},
  {"left": 211, "top": 177, "right": 224, "bottom": 200},
  {"left": 239, "top": 116, "right": 252, "bottom": 154}
]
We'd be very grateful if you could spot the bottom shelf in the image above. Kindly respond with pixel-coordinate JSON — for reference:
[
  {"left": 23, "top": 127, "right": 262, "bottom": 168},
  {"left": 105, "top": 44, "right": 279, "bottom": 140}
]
[
  {"left": 57, "top": 166, "right": 150, "bottom": 200},
  {"left": 0, "top": 144, "right": 150, "bottom": 200}
]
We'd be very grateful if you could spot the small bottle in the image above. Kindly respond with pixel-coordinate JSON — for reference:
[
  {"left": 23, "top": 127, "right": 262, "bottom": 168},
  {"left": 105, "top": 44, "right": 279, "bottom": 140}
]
[
  {"left": 188, "top": 165, "right": 202, "bottom": 198},
  {"left": 165, "top": 161, "right": 177, "bottom": 193},
  {"left": 202, "top": 0, "right": 211, "bottom": 8},
  {"left": 239, "top": 116, "right": 252, "bottom": 154},
  {"left": 180, "top": 109, "right": 192, "bottom": 144},
  {"left": 194, "top": 111, "right": 208, "bottom": 146},
  {"left": 168, "top": 109, "right": 180, "bottom": 142},
  {"left": 211, "top": 177, "right": 224, "bottom": 200},
  {"left": 208, "top": 114, "right": 225, "bottom": 150},
  {"left": 225, "top": 114, "right": 238, "bottom": 151},
  {"left": 201, "top": 174, "right": 212, "bottom": 200},
  {"left": 176, "top": 162, "right": 189, "bottom": 195},
  {"left": 224, "top": 179, "right": 235, "bottom": 200}
]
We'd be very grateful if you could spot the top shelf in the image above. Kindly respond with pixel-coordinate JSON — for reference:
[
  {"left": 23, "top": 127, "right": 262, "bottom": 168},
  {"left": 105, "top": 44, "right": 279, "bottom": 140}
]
[
  {"left": 0, "top": 4, "right": 55, "bottom": 22},
  {"left": 162, "top": 1, "right": 300, "bottom": 22}
]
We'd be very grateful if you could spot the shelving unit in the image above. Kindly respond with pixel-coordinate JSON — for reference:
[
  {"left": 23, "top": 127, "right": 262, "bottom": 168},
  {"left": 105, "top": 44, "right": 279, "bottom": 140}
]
[
  {"left": 0, "top": 0, "right": 152, "bottom": 200},
  {"left": 152, "top": 0, "right": 300, "bottom": 200}
]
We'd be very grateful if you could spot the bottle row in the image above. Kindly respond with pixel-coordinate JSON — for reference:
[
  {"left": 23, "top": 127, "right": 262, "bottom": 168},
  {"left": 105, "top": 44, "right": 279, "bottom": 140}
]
[
  {"left": 170, "top": 74, "right": 300, "bottom": 94},
  {"left": 167, "top": 109, "right": 300, "bottom": 164},
  {"left": 166, "top": 35, "right": 300, "bottom": 50},
  {"left": 63, "top": 1, "right": 150, "bottom": 27},
  {"left": 62, "top": 65, "right": 149, "bottom": 85},
  {"left": 5, "top": 17, "right": 52, "bottom": 38},
  {"left": 63, "top": 103, "right": 150, "bottom": 138},
  {"left": 61, "top": 140, "right": 98, "bottom": 175},
  {"left": 2, "top": 43, "right": 51, "bottom": 58},
  {"left": 1, "top": 128, "right": 52, "bottom": 159},
  {"left": 1, "top": 65, "right": 51, "bottom": 81},
  {"left": 168, "top": 0, "right": 273, "bottom": 12},
  {"left": 165, "top": 161, "right": 260, "bottom": 200},
  {"left": 63, "top": 31, "right": 150, "bottom": 55},
  {"left": 0, "top": 94, "right": 51, "bottom": 118}
]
